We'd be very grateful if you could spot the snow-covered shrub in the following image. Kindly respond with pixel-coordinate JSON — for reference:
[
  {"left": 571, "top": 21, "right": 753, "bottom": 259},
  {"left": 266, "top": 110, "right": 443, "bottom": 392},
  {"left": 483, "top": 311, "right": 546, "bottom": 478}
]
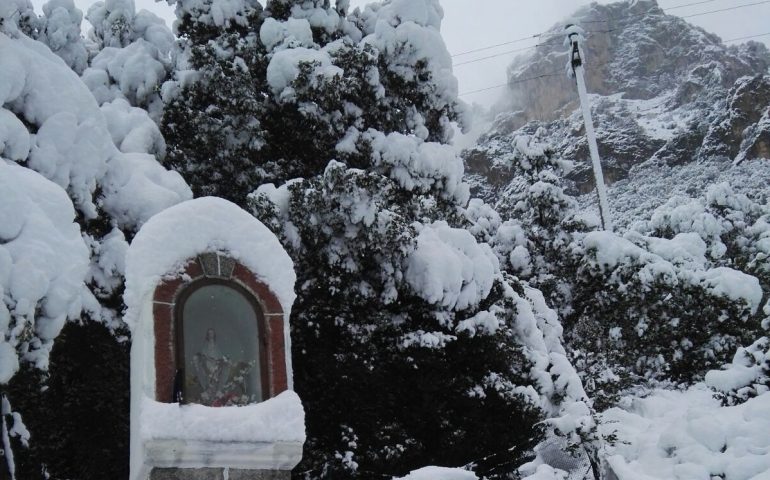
[
  {"left": 643, "top": 182, "right": 767, "bottom": 258},
  {"left": 638, "top": 182, "right": 770, "bottom": 312},
  {"left": 37, "top": 0, "right": 88, "bottom": 73},
  {"left": 484, "top": 159, "right": 770, "bottom": 407},
  {"left": 488, "top": 134, "right": 597, "bottom": 318},
  {"left": 706, "top": 337, "right": 769, "bottom": 406},
  {"left": 607, "top": 182, "right": 770, "bottom": 401},
  {"left": 567, "top": 229, "right": 763, "bottom": 407},
  {"left": 83, "top": 0, "right": 175, "bottom": 119}
]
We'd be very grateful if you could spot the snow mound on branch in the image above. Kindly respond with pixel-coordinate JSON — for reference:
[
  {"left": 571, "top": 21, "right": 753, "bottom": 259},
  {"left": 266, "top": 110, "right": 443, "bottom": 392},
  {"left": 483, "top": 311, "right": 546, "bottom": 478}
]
[
  {"left": 394, "top": 466, "right": 478, "bottom": 480},
  {"left": 706, "top": 338, "right": 770, "bottom": 403},
  {"left": 266, "top": 47, "right": 341, "bottom": 95},
  {"left": 521, "top": 465, "right": 568, "bottom": 480},
  {"left": 521, "top": 287, "right": 589, "bottom": 416},
  {"left": 88, "top": 40, "right": 170, "bottom": 107},
  {"left": 0, "top": 162, "right": 89, "bottom": 382},
  {"left": 38, "top": 0, "right": 88, "bottom": 74},
  {"left": 260, "top": 17, "right": 314, "bottom": 52},
  {"left": 100, "top": 98, "right": 165, "bottom": 157},
  {"left": 358, "top": 0, "right": 460, "bottom": 111},
  {"left": 601, "top": 386, "right": 770, "bottom": 480},
  {"left": 140, "top": 390, "right": 305, "bottom": 443},
  {"left": 0, "top": 31, "right": 109, "bottom": 217},
  {"left": 84, "top": 0, "right": 174, "bottom": 120},
  {"left": 583, "top": 231, "right": 763, "bottom": 313},
  {"left": 124, "top": 196, "right": 297, "bottom": 330},
  {"left": 87, "top": 0, "right": 174, "bottom": 53},
  {"left": 100, "top": 152, "right": 190, "bottom": 228},
  {"left": 165, "top": 0, "right": 260, "bottom": 32},
  {"left": 405, "top": 221, "right": 496, "bottom": 311},
  {"left": 698, "top": 267, "right": 763, "bottom": 314},
  {"left": 365, "top": 130, "right": 469, "bottom": 203},
  {"left": 0, "top": 30, "right": 189, "bottom": 227}
]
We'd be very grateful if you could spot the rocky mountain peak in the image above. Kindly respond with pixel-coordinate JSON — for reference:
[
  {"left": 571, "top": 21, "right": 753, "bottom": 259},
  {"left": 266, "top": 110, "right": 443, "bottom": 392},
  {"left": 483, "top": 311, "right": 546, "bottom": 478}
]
[{"left": 465, "top": 0, "right": 770, "bottom": 211}]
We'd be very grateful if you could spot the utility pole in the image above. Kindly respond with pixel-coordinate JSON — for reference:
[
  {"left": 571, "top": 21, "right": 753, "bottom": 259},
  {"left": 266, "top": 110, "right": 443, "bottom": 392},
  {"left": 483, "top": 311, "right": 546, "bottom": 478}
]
[{"left": 565, "top": 24, "right": 613, "bottom": 231}]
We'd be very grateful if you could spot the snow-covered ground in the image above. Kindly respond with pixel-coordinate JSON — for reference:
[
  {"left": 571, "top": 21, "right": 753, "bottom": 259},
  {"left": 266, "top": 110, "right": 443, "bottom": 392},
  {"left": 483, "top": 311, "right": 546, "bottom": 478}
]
[{"left": 602, "top": 386, "right": 770, "bottom": 480}]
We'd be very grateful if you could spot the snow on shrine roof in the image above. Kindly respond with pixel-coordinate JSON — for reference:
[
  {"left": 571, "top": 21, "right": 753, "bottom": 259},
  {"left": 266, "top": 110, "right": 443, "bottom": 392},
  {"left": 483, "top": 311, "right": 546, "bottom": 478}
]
[{"left": 124, "top": 196, "right": 296, "bottom": 330}]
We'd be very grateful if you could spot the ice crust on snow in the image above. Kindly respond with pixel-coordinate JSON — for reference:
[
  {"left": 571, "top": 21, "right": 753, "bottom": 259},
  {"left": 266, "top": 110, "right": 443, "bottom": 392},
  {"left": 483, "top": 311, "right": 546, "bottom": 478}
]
[{"left": 140, "top": 390, "right": 305, "bottom": 444}]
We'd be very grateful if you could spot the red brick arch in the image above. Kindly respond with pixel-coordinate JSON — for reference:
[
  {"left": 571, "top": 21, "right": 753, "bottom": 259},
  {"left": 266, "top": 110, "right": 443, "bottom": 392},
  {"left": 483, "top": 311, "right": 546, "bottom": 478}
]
[{"left": 152, "top": 252, "right": 288, "bottom": 403}]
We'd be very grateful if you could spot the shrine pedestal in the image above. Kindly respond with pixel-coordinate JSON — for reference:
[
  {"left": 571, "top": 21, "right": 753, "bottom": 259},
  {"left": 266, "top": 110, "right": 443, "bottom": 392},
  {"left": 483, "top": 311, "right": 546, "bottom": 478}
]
[{"left": 150, "top": 469, "right": 290, "bottom": 480}]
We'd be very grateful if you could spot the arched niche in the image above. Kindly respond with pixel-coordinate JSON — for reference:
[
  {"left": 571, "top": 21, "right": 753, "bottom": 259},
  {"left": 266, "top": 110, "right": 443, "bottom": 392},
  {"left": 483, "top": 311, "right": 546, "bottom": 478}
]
[{"left": 152, "top": 252, "right": 288, "bottom": 405}]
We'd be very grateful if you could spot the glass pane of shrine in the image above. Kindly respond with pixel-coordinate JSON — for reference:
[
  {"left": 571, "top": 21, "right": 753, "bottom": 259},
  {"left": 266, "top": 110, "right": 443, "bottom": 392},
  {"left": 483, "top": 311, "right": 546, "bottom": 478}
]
[{"left": 181, "top": 284, "right": 262, "bottom": 406}]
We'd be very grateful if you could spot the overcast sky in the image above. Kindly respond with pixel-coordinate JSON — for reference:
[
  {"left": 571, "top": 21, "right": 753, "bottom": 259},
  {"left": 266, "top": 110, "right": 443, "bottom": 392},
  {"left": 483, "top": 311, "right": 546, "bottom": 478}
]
[{"left": 31, "top": 0, "right": 770, "bottom": 107}]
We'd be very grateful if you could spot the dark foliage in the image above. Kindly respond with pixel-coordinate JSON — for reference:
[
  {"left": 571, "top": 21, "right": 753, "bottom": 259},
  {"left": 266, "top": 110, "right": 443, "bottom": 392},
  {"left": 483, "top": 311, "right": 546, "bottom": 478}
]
[{"left": 4, "top": 321, "right": 130, "bottom": 480}]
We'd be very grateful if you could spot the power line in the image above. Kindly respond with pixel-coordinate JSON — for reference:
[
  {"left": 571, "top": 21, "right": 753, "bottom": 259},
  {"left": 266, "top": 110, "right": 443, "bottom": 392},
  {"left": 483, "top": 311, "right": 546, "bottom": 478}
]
[
  {"left": 661, "top": 0, "right": 723, "bottom": 11},
  {"left": 451, "top": 35, "right": 541, "bottom": 58},
  {"left": 450, "top": 28, "right": 573, "bottom": 58},
  {"left": 458, "top": 83, "right": 509, "bottom": 97},
  {"left": 455, "top": 0, "right": 766, "bottom": 58},
  {"left": 458, "top": 24, "right": 770, "bottom": 95},
  {"left": 582, "top": 0, "right": 722, "bottom": 24},
  {"left": 450, "top": 0, "right": 722, "bottom": 57},
  {"left": 453, "top": 31, "right": 614, "bottom": 68},
  {"left": 459, "top": 62, "right": 612, "bottom": 97},
  {"left": 457, "top": 28, "right": 770, "bottom": 96},
  {"left": 680, "top": 0, "right": 770, "bottom": 18},
  {"left": 455, "top": 1, "right": 770, "bottom": 96},
  {"left": 723, "top": 31, "right": 770, "bottom": 42},
  {"left": 454, "top": 45, "right": 546, "bottom": 68}
]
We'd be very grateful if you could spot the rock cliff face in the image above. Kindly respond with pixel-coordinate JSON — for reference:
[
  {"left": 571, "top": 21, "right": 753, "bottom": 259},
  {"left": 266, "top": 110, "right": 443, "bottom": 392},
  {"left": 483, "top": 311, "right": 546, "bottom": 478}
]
[{"left": 464, "top": 0, "right": 770, "bottom": 209}]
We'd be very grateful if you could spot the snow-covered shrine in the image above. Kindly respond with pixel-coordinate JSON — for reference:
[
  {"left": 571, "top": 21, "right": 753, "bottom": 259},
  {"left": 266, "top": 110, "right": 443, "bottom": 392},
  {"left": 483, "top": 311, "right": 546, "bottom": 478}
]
[{"left": 124, "top": 197, "right": 304, "bottom": 480}]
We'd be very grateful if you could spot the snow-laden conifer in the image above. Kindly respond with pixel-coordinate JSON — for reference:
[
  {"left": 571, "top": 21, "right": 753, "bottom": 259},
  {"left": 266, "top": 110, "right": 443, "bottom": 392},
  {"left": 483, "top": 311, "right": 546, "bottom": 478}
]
[
  {"left": 240, "top": 3, "right": 589, "bottom": 477},
  {"left": 0, "top": 12, "right": 189, "bottom": 478}
]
